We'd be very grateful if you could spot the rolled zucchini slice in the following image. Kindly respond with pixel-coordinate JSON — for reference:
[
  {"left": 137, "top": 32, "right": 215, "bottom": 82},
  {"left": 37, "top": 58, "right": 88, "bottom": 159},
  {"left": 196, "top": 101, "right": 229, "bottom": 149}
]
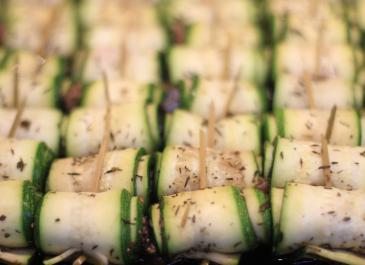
[
  {"left": 0, "top": 137, "right": 53, "bottom": 191},
  {"left": 151, "top": 186, "right": 257, "bottom": 259},
  {"left": 156, "top": 146, "right": 260, "bottom": 197},
  {"left": 276, "top": 183, "right": 365, "bottom": 255},
  {"left": 274, "top": 41, "right": 358, "bottom": 81},
  {"left": 187, "top": 23, "right": 261, "bottom": 49},
  {"left": 165, "top": 110, "right": 261, "bottom": 153},
  {"left": 35, "top": 190, "right": 143, "bottom": 265},
  {"left": 0, "top": 181, "right": 40, "bottom": 248},
  {"left": 80, "top": 79, "right": 162, "bottom": 107},
  {"left": 0, "top": 108, "right": 63, "bottom": 154},
  {"left": 270, "top": 138, "right": 365, "bottom": 189},
  {"left": 5, "top": 2, "right": 77, "bottom": 57},
  {"left": 274, "top": 74, "right": 359, "bottom": 110},
  {"left": 0, "top": 50, "right": 64, "bottom": 108},
  {"left": 64, "top": 103, "right": 159, "bottom": 156},
  {"left": 168, "top": 45, "right": 267, "bottom": 84},
  {"left": 47, "top": 148, "right": 146, "bottom": 195},
  {"left": 178, "top": 77, "right": 265, "bottom": 119},
  {"left": 276, "top": 108, "right": 360, "bottom": 146},
  {"left": 79, "top": 49, "right": 161, "bottom": 83}
]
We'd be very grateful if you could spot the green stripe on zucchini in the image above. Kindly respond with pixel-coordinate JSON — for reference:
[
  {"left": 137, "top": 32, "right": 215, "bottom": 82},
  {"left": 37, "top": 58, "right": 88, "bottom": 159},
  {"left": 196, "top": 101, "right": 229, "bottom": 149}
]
[
  {"left": 232, "top": 187, "right": 257, "bottom": 250},
  {"left": 120, "top": 190, "right": 132, "bottom": 264},
  {"left": 132, "top": 148, "right": 147, "bottom": 195},
  {"left": 159, "top": 198, "right": 169, "bottom": 257},
  {"left": 32, "top": 142, "right": 54, "bottom": 192},
  {"left": 22, "top": 182, "right": 41, "bottom": 246},
  {"left": 255, "top": 189, "right": 272, "bottom": 243}
]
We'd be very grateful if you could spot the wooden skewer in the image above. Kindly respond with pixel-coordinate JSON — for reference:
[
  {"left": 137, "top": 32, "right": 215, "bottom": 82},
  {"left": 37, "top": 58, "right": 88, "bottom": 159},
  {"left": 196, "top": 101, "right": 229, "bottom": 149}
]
[
  {"left": 91, "top": 72, "right": 111, "bottom": 192},
  {"left": 207, "top": 102, "right": 216, "bottom": 148},
  {"left": 8, "top": 98, "right": 26, "bottom": 138},
  {"left": 222, "top": 31, "right": 233, "bottom": 80},
  {"left": 13, "top": 55, "right": 20, "bottom": 108},
  {"left": 325, "top": 105, "right": 337, "bottom": 143},
  {"left": 222, "top": 67, "right": 241, "bottom": 117},
  {"left": 199, "top": 129, "right": 207, "bottom": 190},
  {"left": 321, "top": 136, "right": 332, "bottom": 189},
  {"left": 303, "top": 71, "right": 316, "bottom": 109},
  {"left": 37, "top": 2, "right": 64, "bottom": 57},
  {"left": 120, "top": 36, "right": 128, "bottom": 78},
  {"left": 72, "top": 255, "right": 87, "bottom": 265},
  {"left": 314, "top": 19, "right": 324, "bottom": 77}
]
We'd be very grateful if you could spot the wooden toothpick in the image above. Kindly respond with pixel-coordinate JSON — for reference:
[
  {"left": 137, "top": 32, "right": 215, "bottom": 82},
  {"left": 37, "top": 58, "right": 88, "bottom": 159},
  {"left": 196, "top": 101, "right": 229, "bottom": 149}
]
[
  {"left": 13, "top": 55, "right": 20, "bottom": 108},
  {"left": 325, "top": 105, "right": 337, "bottom": 143},
  {"left": 321, "top": 136, "right": 332, "bottom": 189},
  {"left": 37, "top": 2, "right": 64, "bottom": 57},
  {"left": 120, "top": 38, "right": 128, "bottom": 78},
  {"left": 314, "top": 19, "right": 324, "bottom": 77},
  {"left": 223, "top": 67, "right": 241, "bottom": 117},
  {"left": 199, "top": 129, "right": 207, "bottom": 190},
  {"left": 92, "top": 72, "right": 111, "bottom": 192},
  {"left": 303, "top": 71, "right": 316, "bottom": 109},
  {"left": 222, "top": 31, "right": 233, "bottom": 80},
  {"left": 207, "top": 102, "right": 216, "bottom": 148},
  {"left": 8, "top": 98, "right": 26, "bottom": 138}
]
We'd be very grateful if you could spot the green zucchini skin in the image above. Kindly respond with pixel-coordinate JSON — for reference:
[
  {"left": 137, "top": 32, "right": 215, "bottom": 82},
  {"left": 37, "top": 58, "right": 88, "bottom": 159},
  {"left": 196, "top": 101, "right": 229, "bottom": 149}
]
[
  {"left": 232, "top": 187, "right": 257, "bottom": 250},
  {"left": 32, "top": 142, "right": 54, "bottom": 192},
  {"left": 120, "top": 190, "right": 132, "bottom": 264},
  {"left": 22, "top": 181, "right": 41, "bottom": 246}
]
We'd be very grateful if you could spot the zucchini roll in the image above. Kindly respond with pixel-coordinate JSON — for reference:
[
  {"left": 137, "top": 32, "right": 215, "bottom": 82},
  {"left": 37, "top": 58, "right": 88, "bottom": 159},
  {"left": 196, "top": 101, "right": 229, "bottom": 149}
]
[
  {"left": 35, "top": 190, "right": 144, "bottom": 265},
  {"left": 165, "top": 110, "right": 261, "bottom": 153},
  {"left": 268, "top": 138, "right": 365, "bottom": 189},
  {"left": 0, "top": 137, "right": 53, "bottom": 191},
  {"left": 186, "top": 23, "right": 261, "bottom": 49},
  {"left": 80, "top": 79, "right": 162, "bottom": 107},
  {"left": 274, "top": 74, "right": 363, "bottom": 110},
  {"left": 156, "top": 146, "right": 260, "bottom": 197},
  {"left": 274, "top": 14, "right": 349, "bottom": 45},
  {"left": 168, "top": 46, "right": 267, "bottom": 85},
  {"left": 275, "top": 183, "right": 365, "bottom": 255},
  {"left": 4, "top": 1, "right": 77, "bottom": 57},
  {"left": 0, "top": 180, "right": 40, "bottom": 248},
  {"left": 0, "top": 108, "right": 63, "bottom": 154},
  {"left": 178, "top": 77, "right": 266, "bottom": 119},
  {"left": 0, "top": 50, "right": 65, "bottom": 108},
  {"left": 47, "top": 148, "right": 150, "bottom": 198},
  {"left": 150, "top": 186, "right": 271, "bottom": 263},
  {"left": 273, "top": 41, "right": 360, "bottom": 81},
  {"left": 77, "top": 49, "right": 161, "bottom": 83},
  {"left": 64, "top": 103, "right": 159, "bottom": 156},
  {"left": 274, "top": 108, "right": 360, "bottom": 146}
]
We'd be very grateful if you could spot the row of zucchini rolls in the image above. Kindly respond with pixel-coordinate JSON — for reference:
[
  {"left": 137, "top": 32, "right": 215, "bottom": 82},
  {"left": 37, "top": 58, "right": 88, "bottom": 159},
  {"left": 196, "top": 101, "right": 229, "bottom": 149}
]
[{"left": 0, "top": 0, "right": 364, "bottom": 265}]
